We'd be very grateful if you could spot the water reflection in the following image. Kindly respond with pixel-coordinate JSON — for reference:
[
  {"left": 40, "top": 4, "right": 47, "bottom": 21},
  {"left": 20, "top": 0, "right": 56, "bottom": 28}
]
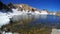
[
  {"left": 40, "top": 15, "right": 47, "bottom": 19},
  {"left": 1, "top": 15, "right": 60, "bottom": 34},
  {"left": 35, "top": 15, "right": 60, "bottom": 28}
]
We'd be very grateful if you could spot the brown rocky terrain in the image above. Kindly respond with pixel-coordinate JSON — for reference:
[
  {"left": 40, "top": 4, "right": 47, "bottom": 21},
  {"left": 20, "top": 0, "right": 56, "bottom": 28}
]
[
  {"left": 56, "top": 11, "right": 60, "bottom": 16},
  {"left": 13, "top": 4, "right": 37, "bottom": 11}
]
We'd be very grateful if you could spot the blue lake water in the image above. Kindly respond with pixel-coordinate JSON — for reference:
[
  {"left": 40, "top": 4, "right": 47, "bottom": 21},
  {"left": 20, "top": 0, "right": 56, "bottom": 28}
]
[{"left": 26, "top": 15, "right": 60, "bottom": 29}]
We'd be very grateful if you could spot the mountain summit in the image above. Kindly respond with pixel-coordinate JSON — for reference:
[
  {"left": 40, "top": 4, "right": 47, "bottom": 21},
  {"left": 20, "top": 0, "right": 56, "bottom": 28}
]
[{"left": 0, "top": 1, "right": 37, "bottom": 12}]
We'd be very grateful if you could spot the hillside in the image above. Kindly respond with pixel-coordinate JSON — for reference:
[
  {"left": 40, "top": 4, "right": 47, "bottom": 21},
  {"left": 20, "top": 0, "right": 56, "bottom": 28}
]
[{"left": 0, "top": 1, "right": 37, "bottom": 12}]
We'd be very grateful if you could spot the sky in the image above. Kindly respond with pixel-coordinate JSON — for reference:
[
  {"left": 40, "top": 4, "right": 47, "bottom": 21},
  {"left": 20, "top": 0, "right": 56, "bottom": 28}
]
[{"left": 1, "top": 0, "right": 60, "bottom": 12}]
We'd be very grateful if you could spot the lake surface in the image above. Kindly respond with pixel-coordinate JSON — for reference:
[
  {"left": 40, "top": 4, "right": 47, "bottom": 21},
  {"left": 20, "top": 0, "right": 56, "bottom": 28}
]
[
  {"left": 1, "top": 15, "right": 60, "bottom": 34},
  {"left": 28, "top": 15, "right": 60, "bottom": 29}
]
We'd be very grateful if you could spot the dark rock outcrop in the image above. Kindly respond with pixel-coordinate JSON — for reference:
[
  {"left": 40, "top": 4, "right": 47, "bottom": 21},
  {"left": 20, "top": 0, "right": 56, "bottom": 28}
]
[
  {"left": 0, "top": 1, "right": 3, "bottom": 10},
  {"left": 8, "top": 2, "right": 16, "bottom": 9},
  {"left": 0, "top": 1, "right": 12, "bottom": 12}
]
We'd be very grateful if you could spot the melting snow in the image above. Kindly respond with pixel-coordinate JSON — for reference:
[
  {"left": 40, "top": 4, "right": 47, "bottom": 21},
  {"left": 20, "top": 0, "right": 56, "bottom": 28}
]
[{"left": 0, "top": 8, "right": 48, "bottom": 27}]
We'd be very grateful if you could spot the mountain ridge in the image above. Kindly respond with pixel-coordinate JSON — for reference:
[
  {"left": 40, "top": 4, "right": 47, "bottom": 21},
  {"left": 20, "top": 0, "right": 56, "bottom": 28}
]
[{"left": 0, "top": 1, "right": 38, "bottom": 12}]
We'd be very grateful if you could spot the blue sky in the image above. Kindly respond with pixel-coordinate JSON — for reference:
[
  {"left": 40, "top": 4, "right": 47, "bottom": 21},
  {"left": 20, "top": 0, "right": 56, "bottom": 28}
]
[{"left": 1, "top": 0, "right": 60, "bottom": 12}]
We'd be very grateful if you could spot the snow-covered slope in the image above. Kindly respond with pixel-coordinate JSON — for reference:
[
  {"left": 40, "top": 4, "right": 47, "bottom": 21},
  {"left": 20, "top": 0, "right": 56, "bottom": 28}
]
[
  {"left": 0, "top": 12, "right": 10, "bottom": 27},
  {"left": 0, "top": 8, "right": 40, "bottom": 27}
]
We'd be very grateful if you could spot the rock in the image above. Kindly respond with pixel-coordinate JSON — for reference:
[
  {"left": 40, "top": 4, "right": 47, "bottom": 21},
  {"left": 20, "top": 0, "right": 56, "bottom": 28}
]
[{"left": 0, "top": 1, "right": 12, "bottom": 12}]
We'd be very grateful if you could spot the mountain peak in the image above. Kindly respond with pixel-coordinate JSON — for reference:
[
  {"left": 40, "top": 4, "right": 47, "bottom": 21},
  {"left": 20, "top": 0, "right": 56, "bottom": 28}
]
[{"left": 13, "top": 4, "right": 37, "bottom": 11}]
